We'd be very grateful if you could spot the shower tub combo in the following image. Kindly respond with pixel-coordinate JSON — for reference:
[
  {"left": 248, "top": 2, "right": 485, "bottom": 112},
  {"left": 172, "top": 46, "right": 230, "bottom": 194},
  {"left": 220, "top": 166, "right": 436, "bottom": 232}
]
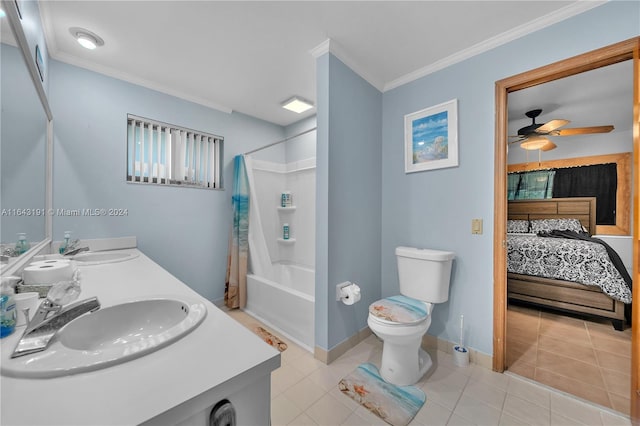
[{"left": 245, "top": 263, "right": 315, "bottom": 350}]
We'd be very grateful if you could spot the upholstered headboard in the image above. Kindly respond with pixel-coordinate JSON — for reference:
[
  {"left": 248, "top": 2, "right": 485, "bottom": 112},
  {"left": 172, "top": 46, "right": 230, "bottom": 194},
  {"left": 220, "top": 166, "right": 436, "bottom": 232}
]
[{"left": 507, "top": 197, "right": 597, "bottom": 234}]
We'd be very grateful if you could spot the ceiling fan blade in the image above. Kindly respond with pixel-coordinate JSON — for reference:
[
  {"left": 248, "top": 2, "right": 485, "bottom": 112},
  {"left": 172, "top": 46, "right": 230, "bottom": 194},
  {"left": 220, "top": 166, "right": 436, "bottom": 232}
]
[
  {"left": 553, "top": 125, "right": 614, "bottom": 136},
  {"left": 540, "top": 141, "right": 557, "bottom": 151},
  {"left": 535, "top": 119, "right": 569, "bottom": 133}
]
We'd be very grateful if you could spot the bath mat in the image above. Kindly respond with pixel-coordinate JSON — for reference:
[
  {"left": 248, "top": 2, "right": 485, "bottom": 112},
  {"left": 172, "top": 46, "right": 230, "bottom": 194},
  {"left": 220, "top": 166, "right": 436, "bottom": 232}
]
[
  {"left": 253, "top": 325, "right": 288, "bottom": 352},
  {"left": 339, "top": 363, "right": 425, "bottom": 426}
]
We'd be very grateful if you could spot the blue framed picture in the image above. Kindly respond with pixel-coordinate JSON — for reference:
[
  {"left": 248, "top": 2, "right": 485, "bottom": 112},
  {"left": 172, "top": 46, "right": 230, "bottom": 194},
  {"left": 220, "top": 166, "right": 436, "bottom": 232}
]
[{"left": 404, "top": 99, "right": 458, "bottom": 173}]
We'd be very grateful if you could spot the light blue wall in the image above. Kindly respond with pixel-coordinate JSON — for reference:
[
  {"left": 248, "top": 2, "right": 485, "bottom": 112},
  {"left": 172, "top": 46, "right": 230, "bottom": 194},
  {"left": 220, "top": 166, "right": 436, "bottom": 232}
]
[
  {"left": 285, "top": 115, "right": 317, "bottom": 163},
  {"left": 381, "top": 1, "right": 639, "bottom": 355},
  {"left": 316, "top": 55, "right": 330, "bottom": 349},
  {"left": 315, "top": 54, "right": 382, "bottom": 350},
  {"left": 49, "top": 60, "right": 284, "bottom": 302}
]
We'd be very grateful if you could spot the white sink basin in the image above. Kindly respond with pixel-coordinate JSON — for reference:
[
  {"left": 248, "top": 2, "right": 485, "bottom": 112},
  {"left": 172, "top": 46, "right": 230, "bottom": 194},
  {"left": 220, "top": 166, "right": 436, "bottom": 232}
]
[
  {"left": 1, "top": 297, "right": 207, "bottom": 378},
  {"left": 71, "top": 251, "right": 138, "bottom": 265}
]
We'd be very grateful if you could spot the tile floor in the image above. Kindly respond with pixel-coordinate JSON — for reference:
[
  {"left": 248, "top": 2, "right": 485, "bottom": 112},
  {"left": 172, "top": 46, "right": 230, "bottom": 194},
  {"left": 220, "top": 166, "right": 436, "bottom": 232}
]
[
  {"left": 506, "top": 303, "right": 632, "bottom": 415},
  {"left": 226, "top": 309, "right": 632, "bottom": 426}
]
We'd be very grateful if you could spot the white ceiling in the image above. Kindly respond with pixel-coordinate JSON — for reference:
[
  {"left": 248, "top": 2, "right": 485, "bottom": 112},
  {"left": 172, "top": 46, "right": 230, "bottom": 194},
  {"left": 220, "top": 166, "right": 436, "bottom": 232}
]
[
  {"left": 35, "top": 0, "right": 609, "bottom": 127},
  {"left": 507, "top": 59, "right": 633, "bottom": 157},
  {"left": 508, "top": 60, "right": 633, "bottom": 136}
]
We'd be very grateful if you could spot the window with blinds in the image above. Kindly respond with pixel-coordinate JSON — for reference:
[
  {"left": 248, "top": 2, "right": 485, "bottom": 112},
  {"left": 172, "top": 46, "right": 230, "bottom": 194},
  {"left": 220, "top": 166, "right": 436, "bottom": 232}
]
[{"left": 126, "top": 114, "right": 223, "bottom": 189}]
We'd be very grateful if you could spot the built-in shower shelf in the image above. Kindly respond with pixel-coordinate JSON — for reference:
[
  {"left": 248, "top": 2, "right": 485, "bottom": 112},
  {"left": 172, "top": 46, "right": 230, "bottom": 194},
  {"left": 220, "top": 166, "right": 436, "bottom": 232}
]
[
  {"left": 277, "top": 238, "right": 296, "bottom": 244},
  {"left": 277, "top": 206, "right": 297, "bottom": 211}
]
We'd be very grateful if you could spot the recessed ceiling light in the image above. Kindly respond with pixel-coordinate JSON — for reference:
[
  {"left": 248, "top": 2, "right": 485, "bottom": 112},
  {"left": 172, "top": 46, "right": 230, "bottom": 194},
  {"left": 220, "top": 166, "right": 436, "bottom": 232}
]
[
  {"left": 281, "top": 96, "right": 314, "bottom": 113},
  {"left": 69, "top": 27, "right": 104, "bottom": 50},
  {"left": 0, "top": 8, "right": 6, "bottom": 18}
]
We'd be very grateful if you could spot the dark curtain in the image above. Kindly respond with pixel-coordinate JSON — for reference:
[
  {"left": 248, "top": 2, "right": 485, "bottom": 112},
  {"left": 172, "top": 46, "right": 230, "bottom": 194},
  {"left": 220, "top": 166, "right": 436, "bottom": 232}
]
[{"left": 552, "top": 163, "right": 617, "bottom": 225}]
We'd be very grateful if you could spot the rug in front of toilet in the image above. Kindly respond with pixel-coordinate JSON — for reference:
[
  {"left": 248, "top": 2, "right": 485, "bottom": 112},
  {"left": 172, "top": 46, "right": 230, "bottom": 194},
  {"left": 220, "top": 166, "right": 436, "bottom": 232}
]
[{"left": 339, "top": 362, "right": 426, "bottom": 426}]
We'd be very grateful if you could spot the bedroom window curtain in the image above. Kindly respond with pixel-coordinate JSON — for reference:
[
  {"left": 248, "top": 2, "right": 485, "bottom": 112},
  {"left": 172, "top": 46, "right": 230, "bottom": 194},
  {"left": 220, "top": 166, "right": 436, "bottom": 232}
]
[
  {"left": 508, "top": 170, "right": 555, "bottom": 200},
  {"left": 552, "top": 163, "right": 617, "bottom": 225}
]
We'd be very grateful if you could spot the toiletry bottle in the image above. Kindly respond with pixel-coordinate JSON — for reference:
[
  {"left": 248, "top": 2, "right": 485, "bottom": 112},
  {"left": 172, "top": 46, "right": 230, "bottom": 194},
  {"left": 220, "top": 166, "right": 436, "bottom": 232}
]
[
  {"left": 59, "top": 231, "right": 71, "bottom": 254},
  {"left": 283, "top": 223, "right": 290, "bottom": 240},
  {"left": 0, "top": 278, "right": 17, "bottom": 338},
  {"left": 15, "top": 233, "right": 30, "bottom": 255},
  {"left": 281, "top": 191, "right": 292, "bottom": 207}
]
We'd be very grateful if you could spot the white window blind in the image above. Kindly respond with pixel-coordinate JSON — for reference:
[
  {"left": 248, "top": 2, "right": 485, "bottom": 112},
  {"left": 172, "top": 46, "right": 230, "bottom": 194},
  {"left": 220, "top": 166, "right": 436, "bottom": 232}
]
[{"left": 127, "top": 114, "right": 223, "bottom": 189}]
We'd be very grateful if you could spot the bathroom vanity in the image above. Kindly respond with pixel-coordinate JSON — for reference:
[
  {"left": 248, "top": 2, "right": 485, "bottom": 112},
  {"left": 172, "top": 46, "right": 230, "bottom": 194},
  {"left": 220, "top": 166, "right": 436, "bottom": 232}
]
[{"left": 0, "top": 248, "right": 280, "bottom": 425}]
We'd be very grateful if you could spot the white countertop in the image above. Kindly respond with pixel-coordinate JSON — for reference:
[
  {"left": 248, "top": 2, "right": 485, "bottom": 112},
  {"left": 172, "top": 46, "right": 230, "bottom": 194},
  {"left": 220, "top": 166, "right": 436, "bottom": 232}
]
[{"left": 0, "top": 249, "right": 280, "bottom": 425}]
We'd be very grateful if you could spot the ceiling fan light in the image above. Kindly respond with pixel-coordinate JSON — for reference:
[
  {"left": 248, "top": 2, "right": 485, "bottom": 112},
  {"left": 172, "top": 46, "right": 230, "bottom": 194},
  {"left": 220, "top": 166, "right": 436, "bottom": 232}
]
[
  {"left": 540, "top": 141, "right": 557, "bottom": 151},
  {"left": 520, "top": 137, "right": 551, "bottom": 150}
]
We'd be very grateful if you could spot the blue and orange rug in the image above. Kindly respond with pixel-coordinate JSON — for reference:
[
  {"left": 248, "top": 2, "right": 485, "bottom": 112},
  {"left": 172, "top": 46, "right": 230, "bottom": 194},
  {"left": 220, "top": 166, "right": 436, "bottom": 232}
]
[{"left": 339, "top": 363, "right": 426, "bottom": 426}]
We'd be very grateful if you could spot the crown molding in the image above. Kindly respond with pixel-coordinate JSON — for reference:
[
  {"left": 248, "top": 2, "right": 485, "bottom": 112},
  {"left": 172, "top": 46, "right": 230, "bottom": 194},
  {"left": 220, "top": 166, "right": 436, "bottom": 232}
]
[
  {"left": 51, "top": 51, "right": 233, "bottom": 113},
  {"left": 310, "top": 38, "right": 385, "bottom": 92},
  {"left": 39, "top": 1, "right": 608, "bottom": 112},
  {"left": 384, "top": 1, "right": 607, "bottom": 91}
]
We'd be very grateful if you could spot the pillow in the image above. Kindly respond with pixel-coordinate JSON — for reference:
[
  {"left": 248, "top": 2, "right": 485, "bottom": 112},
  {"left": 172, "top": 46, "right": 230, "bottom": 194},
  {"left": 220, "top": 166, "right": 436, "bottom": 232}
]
[
  {"left": 507, "top": 219, "right": 530, "bottom": 233},
  {"left": 530, "top": 218, "right": 584, "bottom": 233}
]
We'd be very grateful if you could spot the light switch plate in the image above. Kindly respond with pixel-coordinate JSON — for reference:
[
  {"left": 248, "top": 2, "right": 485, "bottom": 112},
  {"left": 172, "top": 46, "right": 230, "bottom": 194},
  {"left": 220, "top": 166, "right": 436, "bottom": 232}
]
[{"left": 472, "top": 219, "right": 483, "bottom": 234}]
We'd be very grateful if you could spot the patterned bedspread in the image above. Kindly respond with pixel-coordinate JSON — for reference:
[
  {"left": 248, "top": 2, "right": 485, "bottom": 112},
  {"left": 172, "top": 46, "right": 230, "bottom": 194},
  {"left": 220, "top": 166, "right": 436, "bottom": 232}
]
[{"left": 507, "top": 234, "right": 632, "bottom": 303}]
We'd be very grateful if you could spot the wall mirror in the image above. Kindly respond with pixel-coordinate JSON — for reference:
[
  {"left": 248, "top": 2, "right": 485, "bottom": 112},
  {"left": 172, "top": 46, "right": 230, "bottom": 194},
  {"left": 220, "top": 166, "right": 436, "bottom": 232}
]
[{"left": 1, "top": 10, "right": 50, "bottom": 268}]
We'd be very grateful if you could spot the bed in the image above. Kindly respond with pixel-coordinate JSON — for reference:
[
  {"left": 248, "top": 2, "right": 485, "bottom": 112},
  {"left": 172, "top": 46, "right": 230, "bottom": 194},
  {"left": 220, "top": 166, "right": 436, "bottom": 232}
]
[{"left": 507, "top": 197, "right": 631, "bottom": 331}]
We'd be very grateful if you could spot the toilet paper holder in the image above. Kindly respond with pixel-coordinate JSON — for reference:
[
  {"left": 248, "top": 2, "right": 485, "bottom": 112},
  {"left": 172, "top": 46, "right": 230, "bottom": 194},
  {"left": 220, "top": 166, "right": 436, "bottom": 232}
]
[{"left": 336, "top": 281, "right": 361, "bottom": 303}]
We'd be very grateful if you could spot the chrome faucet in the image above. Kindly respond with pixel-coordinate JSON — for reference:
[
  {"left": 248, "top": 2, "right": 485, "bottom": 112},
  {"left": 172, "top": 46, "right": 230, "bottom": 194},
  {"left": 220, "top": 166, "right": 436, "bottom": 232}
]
[
  {"left": 60, "top": 238, "right": 90, "bottom": 256},
  {"left": 62, "top": 246, "right": 90, "bottom": 256},
  {"left": 11, "top": 278, "right": 98, "bottom": 358},
  {"left": 11, "top": 296, "right": 100, "bottom": 358}
]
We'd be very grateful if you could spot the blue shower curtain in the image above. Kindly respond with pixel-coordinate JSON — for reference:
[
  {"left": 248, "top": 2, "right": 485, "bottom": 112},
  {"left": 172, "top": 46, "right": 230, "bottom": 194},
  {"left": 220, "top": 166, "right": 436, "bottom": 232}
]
[{"left": 225, "top": 155, "right": 250, "bottom": 309}]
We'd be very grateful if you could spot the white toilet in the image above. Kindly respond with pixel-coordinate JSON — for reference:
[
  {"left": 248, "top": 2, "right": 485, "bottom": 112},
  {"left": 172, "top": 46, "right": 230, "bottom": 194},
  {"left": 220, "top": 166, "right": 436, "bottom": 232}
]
[{"left": 367, "top": 246, "right": 454, "bottom": 386}]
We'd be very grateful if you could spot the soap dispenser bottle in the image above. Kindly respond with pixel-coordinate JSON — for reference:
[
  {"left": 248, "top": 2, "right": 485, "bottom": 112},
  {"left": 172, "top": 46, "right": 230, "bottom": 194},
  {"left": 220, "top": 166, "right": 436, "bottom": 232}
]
[
  {"left": 15, "top": 233, "right": 30, "bottom": 255},
  {"left": 0, "top": 277, "right": 17, "bottom": 338},
  {"left": 59, "top": 231, "right": 71, "bottom": 254}
]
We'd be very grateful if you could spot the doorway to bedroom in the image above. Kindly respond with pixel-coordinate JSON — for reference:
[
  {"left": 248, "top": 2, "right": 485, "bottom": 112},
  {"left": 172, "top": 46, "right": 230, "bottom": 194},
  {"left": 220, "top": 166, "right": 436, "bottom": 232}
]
[{"left": 493, "top": 37, "right": 639, "bottom": 420}]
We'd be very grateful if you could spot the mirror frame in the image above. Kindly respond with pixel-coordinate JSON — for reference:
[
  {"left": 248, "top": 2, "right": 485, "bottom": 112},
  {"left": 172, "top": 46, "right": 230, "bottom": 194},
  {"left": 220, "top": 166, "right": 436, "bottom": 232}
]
[{"left": 2, "top": 0, "right": 53, "bottom": 276}]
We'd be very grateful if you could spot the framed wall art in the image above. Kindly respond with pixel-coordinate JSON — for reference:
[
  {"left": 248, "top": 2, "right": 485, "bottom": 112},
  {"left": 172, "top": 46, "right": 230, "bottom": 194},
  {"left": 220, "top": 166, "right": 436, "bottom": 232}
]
[{"left": 404, "top": 99, "right": 458, "bottom": 173}]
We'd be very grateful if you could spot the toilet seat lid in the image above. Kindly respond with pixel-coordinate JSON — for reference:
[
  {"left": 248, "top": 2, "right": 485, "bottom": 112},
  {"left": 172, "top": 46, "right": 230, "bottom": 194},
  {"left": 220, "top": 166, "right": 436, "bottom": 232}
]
[{"left": 369, "top": 295, "right": 428, "bottom": 325}]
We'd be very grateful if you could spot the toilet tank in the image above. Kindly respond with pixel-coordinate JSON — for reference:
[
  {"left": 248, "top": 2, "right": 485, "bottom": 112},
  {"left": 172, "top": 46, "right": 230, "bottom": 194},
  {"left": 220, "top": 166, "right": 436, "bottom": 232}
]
[{"left": 396, "top": 246, "right": 455, "bottom": 303}]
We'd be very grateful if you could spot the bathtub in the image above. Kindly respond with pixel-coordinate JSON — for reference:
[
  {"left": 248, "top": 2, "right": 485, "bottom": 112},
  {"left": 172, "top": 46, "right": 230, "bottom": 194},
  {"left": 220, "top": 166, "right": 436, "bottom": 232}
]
[{"left": 246, "top": 264, "right": 314, "bottom": 350}]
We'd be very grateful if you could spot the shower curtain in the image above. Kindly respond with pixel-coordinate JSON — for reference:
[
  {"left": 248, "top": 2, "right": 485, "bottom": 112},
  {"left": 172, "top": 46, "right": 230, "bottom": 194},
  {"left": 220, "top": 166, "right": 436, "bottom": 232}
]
[
  {"left": 225, "top": 155, "right": 250, "bottom": 309},
  {"left": 244, "top": 155, "right": 274, "bottom": 280}
]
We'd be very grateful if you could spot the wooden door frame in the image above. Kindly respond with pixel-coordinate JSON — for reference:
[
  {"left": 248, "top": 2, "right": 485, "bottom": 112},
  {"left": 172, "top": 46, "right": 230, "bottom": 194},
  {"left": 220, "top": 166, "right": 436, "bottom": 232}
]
[{"left": 493, "top": 37, "right": 640, "bottom": 423}]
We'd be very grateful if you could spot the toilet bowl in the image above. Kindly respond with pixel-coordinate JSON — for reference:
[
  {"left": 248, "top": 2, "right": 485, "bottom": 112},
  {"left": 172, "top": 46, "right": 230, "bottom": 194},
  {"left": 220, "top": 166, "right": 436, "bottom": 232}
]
[
  {"left": 368, "top": 295, "right": 433, "bottom": 386},
  {"left": 368, "top": 247, "right": 454, "bottom": 386}
]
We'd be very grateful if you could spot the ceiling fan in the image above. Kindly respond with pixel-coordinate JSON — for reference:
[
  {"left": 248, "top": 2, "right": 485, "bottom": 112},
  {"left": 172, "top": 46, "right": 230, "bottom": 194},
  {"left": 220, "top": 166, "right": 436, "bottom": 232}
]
[{"left": 509, "top": 109, "right": 614, "bottom": 151}]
